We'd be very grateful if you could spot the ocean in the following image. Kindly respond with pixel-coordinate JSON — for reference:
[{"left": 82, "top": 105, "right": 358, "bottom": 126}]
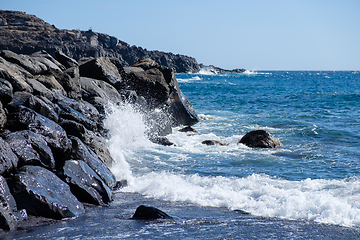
[{"left": 7, "top": 71, "right": 360, "bottom": 239}]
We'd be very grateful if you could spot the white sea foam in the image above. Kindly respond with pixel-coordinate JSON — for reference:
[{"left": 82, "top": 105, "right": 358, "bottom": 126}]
[
  {"left": 105, "top": 103, "right": 360, "bottom": 227},
  {"left": 177, "top": 76, "right": 202, "bottom": 83},
  {"left": 124, "top": 172, "right": 360, "bottom": 227}
]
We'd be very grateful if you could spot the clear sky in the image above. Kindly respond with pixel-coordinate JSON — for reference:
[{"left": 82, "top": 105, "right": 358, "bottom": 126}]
[{"left": 2, "top": 0, "right": 360, "bottom": 70}]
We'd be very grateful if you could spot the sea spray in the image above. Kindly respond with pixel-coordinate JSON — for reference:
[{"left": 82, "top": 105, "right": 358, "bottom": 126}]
[{"left": 104, "top": 103, "right": 150, "bottom": 181}]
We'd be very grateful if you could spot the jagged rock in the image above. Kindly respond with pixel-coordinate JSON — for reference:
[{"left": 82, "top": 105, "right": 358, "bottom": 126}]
[
  {"left": 79, "top": 57, "right": 122, "bottom": 85},
  {"left": 0, "top": 194, "right": 16, "bottom": 231},
  {"left": 132, "top": 205, "right": 172, "bottom": 220},
  {"left": 0, "top": 78, "right": 13, "bottom": 103},
  {"left": 149, "top": 136, "right": 175, "bottom": 146},
  {"left": 239, "top": 130, "right": 281, "bottom": 148},
  {"left": 40, "top": 68, "right": 81, "bottom": 99},
  {"left": 73, "top": 76, "right": 123, "bottom": 104},
  {"left": 6, "top": 106, "right": 72, "bottom": 164},
  {"left": 63, "top": 66, "right": 80, "bottom": 78},
  {"left": 55, "top": 51, "right": 78, "bottom": 69},
  {"left": 34, "top": 74, "right": 67, "bottom": 97},
  {"left": 166, "top": 69, "right": 199, "bottom": 126},
  {"left": 202, "top": 140, "right": 228, "bottom": 146},
  {"left": 25, "top": 78, "right": 54, "bottom": 101},
  {"left": 54, "top": 93, "right": 100, "bottom": 125},
  {"left": 60, "top": 160, "right": 112, "bottom": 205},
  {"left": 9, "top": 165, "right": 85, "bottom": 219},
  {"left": 31, "top": 50, "right": 65, "bottom": 71},
  {"left": 124, "top": 67, "right": 170, "bottom": 108},
  {"left": 0, "top": 175, "right": 27, "bottom": 231},
  {"left": 0, "top": 137, "right": 18, "bottom": 175},
  {"left": 4, "top": 130, "right": 55, "bottom": 170},
  {"left": 178, "top": 126, "right": 200, "bottom": 133},
  {"left": 7, "top": 92, "right": 59, "bottom": 122},
  {"left": 0, "top": 102, "right": 6, "bottom": 129},
  {"left": 112, "top": 180, "right": 128, "bottom": 191},
  {"left": 57, "top": 102, "right": 97, "bottom": 131},
  {"left": 69, "top": 136, "right": 116, "bottom": 188},
  {"left": 133, "top": 58, "right": 159, "bottom": 70},
  {"left": 60, "top": 120, "right": 114, "bottom": 166},
  {"left": 0, "top": 56, "right": 33, "bottom": 92}
]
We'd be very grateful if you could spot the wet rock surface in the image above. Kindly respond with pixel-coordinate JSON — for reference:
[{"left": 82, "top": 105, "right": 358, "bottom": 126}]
[
  {"left": 132, "top": 205, "right": 173, "bottom": 220},
  {"left": 0, "top": 10, "right": 203, "bottom": 232},
  {"left": 9, "top": 165, "right": 85, "bottom": 219},
  {"left": 239, "top": 130, "right": 281, "bottom": 148}
]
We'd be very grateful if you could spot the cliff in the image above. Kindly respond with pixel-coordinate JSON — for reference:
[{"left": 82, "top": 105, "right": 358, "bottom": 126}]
[{"left": 0, "top": 10, "right": 200, "bottom": 73}]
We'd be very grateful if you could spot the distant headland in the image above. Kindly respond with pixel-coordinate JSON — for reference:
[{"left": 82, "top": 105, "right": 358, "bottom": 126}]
[{"left": 0, "top": 10, "right": 245, "bottom": 74}]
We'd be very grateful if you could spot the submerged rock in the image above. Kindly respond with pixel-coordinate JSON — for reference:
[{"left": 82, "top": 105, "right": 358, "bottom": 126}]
[
  {"left": 239, "top": 130, "right": 281, "bottom": 148},
  {"left": 201, "top": 140, "right": 228, "bottom": 146},
  {"left": 132, "top": 205, "right": 172, "bottom": 220},
  {"left": 9, "top": 165, "right": 85, "bottom": 219},
  {"left": 178, "top": 126, "right": 200, "bottom": 133}
]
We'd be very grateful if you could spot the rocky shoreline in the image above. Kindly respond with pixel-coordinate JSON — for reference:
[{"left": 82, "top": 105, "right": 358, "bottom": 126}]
[
  {"left": 0, "top": 45, "right": 201, "bottom": 231},
  {"left": 0, "top": 10, "right": 253, "bottom": 232}
]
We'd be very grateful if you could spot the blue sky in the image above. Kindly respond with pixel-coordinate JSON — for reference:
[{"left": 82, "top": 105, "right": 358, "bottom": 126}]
[{"left": 2, "top": 0, "right": 359, "bottom": 70}]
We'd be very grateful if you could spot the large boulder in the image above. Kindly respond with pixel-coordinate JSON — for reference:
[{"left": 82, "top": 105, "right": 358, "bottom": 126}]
[
  {"left": 79, "top": 57, "right": 122, "bottom": 85},
  {"left": 25, "top": 78, "right": 54, "bottom": 101},
  {"left": 7, "top": 92, "right": 59, "bottom": 122},
  {"left": 0, "top": 137, "right": 18, "bottom": 175},
  {"left": 0, "top": 56, "right": 33, "bottom": 92},
  {"left": 6, "top": 106, "right": 72, "bottom": 164},
  {"left": 4, "top": 130, "right": 55, "bottom": 170},
  {"left": 238, "top": 130, "right": 281, "bottom": 148},
  {"left": 9, "top": 165, "right": 85, "bottom": 219},
  {"left": 0, "top": 102, "right": 6, "bottom": 129},
  {"left": 123, "top": 67, "right": 169, "bottom": 108},
  {"left": 0, "top": 50, "right": 61, "bottom": 75},
  {"left": 61, "top": 160, "right": 112, "bottom": 205},
  {"left": 0, "top": 176, "right": 27, "bottom": 231},
  {"left": 73, "top": 77, "right": 123, "bottom": 114},
  {"left": 69, "top": 136, "right": 116, "bottom": 188},
  {"left": 165, "top": 68, "right": 199, "bottom": 127},
  {"left": 34, "top": 74, "right": 67, "bottom": 97},
  {"left": 60, "top": 120, "right": 114, "bottom": 166},
  {"left": 55, "top": 51, "right": 79, "bottom": 69}
]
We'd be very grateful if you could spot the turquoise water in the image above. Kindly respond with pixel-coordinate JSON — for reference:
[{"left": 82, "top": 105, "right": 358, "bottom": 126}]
[{"left": 7, "top": 71, "right": 360, "bottom": 239}]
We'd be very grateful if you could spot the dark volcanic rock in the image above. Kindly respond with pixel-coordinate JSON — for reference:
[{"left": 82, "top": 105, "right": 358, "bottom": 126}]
[
  {"left": 9, "top": 165, "right": 85, "bottom": 219},
  {"left": 0, "top": 137, "right": 18, "bottom": 175},
  {"left": 0, "top": 176, "right": 27, "bottom": 231},
  {"left": 60, "top": 120, "right": 114, "bottom": 166},
  {"left": 201, "top": 140, "right": 228, "bottom": 146},
  {"left": 7, "top": 92, "right": 59, "bottom": 122},
  {"left": 0, "top": 78, "right": 13, "bottom": 103},
  {"left": 178, "top": 126, "right": 200, "bottom": 133},
  {"left": 69, "top": 136, "right": 116, "bottom": 188},
  {"left": 79, "top": 57, "right": 122, "bottom": 85},
  {"left": 4, "top": 130, "right": 55, "bottom": 170},
  {"left": 132, "top": 205, "right": 172, "bottom": 220},
  {"left": 6, "top": 106, "right": 72, "bottom": 163},
  {"left": 166, "top": 69, "right": 199, "bottom": 126},
  {"left": 55, "top": 51, "right": 78, "bottom": 69},
  {"left": 149, "top": 136, "right": 175, "bottom": 146},
  {"left": 0, "top": 56, "right": 33, "bottom": 92},
  {"left": 61, "top": 160, "right": 112, "bottom": 205},
  {"left": 0, "top": 102, "right": 6, "bottom": 129},
  {"left": 239, "top": 130, "right": 281, "bottom": 148}
]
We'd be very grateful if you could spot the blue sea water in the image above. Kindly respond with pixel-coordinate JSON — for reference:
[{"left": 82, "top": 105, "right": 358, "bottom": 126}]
[{"left": 6, "top": 71, "right": 360, "bottom": 239}]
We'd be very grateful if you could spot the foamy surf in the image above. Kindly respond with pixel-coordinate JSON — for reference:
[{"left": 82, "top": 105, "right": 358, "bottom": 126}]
[{"left": 105, "top": 102, "right": 360, "bottom": 228}]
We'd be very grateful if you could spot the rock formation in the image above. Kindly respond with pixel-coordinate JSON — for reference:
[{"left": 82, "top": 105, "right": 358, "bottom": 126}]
[{"left": 0, "top": 47, "right": 198, "bottom": 231}]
